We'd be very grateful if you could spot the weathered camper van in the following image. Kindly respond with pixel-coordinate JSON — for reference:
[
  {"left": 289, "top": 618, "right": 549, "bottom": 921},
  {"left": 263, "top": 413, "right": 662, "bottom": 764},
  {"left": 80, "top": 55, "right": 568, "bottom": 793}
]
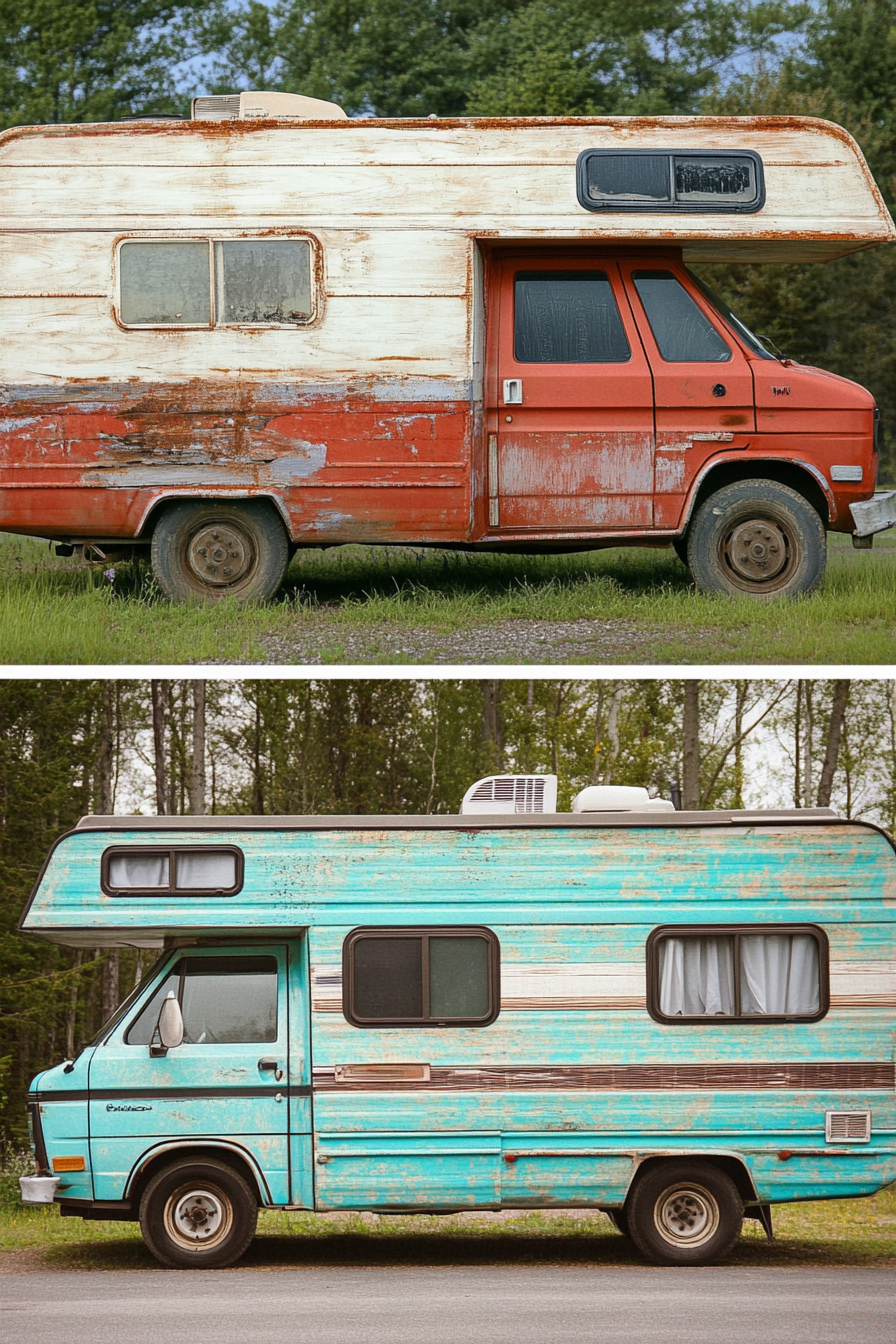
[
  {"left": 20, "top": 779, "right": 896, "bottom": 1268},
  {"left": 1, "top": 100, "right": 895, "bottom": 601}
]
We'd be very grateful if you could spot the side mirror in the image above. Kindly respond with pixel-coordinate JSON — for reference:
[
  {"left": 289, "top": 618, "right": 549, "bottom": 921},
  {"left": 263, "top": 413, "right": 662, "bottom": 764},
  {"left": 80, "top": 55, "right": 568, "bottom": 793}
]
[{"left": 156, "top": 992, "right": 184, "bottom": 1050}]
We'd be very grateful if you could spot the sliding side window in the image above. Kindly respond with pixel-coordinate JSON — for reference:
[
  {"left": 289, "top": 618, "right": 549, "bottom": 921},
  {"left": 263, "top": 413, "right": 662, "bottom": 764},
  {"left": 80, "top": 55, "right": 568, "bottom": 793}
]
[
  {"left": 102, "top": 845, "right": 243, "bottom": 896},
  {"left": 647, "top": 925, "right": 828, "bottom": 1023},
  {"left": 118, "top": 238, "right": 315, "bottom": 328},
  {"left": 343, "top": 927, "right": 500, "bottom": 1027}
]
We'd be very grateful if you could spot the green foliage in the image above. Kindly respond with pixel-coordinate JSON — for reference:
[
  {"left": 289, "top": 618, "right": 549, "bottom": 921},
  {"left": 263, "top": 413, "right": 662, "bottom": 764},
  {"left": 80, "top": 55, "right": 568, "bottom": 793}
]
[{"left": 0, "top": 0, "right": 216, "bottom": 127}]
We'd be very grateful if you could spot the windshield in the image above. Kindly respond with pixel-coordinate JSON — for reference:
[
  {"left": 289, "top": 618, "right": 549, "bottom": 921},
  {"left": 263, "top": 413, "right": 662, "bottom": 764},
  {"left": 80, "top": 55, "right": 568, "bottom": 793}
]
[
  {"left": 87, "top": 950, "right": 172, "bottom": 1048},
  {"left": 686, "top": 269, "right": 777, "bottom": 360}
]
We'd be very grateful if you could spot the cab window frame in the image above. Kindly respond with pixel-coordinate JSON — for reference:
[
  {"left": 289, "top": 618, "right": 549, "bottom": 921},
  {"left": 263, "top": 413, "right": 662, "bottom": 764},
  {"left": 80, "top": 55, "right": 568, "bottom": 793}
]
[
  {"left": 646, "top": 922, "right": 830, "bottom": 1025},
  {"left": 101, "top": 844, "right": 244, "bottom": 897},
  {"left": 342, "top": 925, "right": 501, "bottom": 1028},
  {"left": 114, "top": 232, "right": 320, "bottom": 330}
]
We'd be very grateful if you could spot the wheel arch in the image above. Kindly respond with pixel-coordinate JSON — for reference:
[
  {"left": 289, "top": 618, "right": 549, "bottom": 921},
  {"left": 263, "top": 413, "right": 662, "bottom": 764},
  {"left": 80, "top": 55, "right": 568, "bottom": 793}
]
[
  {"left": 124, "top": 1140, "right": 272, "bottom": 1208},
  {"left": 624, "top": 1153, "right": 759, "bottom": 1209},
  {"left": 680, "top": 458, "right": 834, "bottom": 536},
  {"left": 135, "top": 492, "right": 292, "bottom": 541}
]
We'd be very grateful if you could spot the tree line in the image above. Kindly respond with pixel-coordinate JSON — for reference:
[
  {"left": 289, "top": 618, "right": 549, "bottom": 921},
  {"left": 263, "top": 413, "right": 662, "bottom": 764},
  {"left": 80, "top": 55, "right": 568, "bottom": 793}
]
[
  {"left": 1, "top": 1, "right": 895, "bottom": 475},
  {"left": 1, "top": 675, "right": 892, "bottom": 1143}
]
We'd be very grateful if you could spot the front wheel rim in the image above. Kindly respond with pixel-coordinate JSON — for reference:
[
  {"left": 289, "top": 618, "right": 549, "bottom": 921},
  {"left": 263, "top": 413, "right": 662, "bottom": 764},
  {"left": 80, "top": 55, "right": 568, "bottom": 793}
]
[
  {"left": 654, "top": 1183, "right": 720, "bottom": 1249},
  {"left": 719, "top": 513, "right": 800, "bottom": 593},
  {"left": 164, "top": 1183, "right": 233, "bottom": 1252}
]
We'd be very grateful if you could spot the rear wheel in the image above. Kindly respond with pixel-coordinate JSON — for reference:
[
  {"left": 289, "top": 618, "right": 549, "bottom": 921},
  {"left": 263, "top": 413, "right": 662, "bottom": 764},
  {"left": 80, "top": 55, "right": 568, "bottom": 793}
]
[
  {"left": 627, "top": 1161, "right": 743, "bottom": 1266},
  {"left": 150, "top": 500, "right": 289, "bottom": 603},
  {"left": 139, "top": 1158, "right": 258, "bottom": 1269},
  {"left": 687, "top": 480, "right": 826, "bottom": 598}
]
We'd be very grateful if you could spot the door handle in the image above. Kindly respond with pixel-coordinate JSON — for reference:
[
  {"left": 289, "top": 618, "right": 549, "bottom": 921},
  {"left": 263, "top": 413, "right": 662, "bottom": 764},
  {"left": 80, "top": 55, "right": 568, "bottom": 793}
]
[
  {"left": 503, "top": 378, "right": 523, "bottom": 404},
  {"left": 258, "top": 1057, "right": 284, "bottom": 1081}
]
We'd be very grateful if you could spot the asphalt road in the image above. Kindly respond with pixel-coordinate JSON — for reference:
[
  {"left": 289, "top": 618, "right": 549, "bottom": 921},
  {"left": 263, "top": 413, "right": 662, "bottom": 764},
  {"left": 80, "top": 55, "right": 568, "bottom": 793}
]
[{"left": 2, "top": 1267, "right": 894, "bottom": 1344}]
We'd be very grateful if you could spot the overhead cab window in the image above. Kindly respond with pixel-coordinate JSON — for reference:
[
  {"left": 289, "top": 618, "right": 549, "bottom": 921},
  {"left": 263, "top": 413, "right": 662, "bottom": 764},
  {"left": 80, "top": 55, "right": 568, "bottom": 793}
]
[
  {"left": 647, "top": 925, "right": 828, "bottom": 1023},
  {"left": 118, "top": 238, "right": 314, "bottom": 328},
  {"left": 102, "top": 845, "right": 243, "bottom": 896},
  {"left": 514, "top": 272, "right": 631, "bottom": 363},
  {"left": 633, "top": 271, "right": 732, "bottom": 362},
  {"left": 343, "top": 927, "right": 500, "bottom": 1027},
  {"left": 577, "top": 149, "right": 764, "bottom": 213}
]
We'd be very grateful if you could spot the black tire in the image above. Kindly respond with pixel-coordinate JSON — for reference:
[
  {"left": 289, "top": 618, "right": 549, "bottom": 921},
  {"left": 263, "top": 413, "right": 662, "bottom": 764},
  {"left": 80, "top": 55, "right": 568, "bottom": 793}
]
[
  {"left": 687, "top": 480, "right": 826, "bottom": 598},
  {"left": 672, "top": 536, "right": 690, "bottom": 567},
  {"left": 606, "top": 1207, "right": 631, "bottom": 1238},
  {"left": 627, "top": 1161, "right": 743, "bottom": 1267},
  {"left": 139, "top": 1158, "right": 258, "bottom": 1269},
  {"left": 150, "top": 500, "right": 289, "bottom": 603}
]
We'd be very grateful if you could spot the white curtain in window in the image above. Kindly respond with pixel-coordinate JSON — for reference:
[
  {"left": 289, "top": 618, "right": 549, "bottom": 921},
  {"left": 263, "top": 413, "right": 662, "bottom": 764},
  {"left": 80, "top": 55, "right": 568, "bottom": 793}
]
[
  {"left": 175, "top": 851, "right": 237, "bottom": 890},
  {"left": 740, "top": 934, "right": 819, "bottom": 1015},
  {"left": 109, "top": 853, "right": 168, "bottom": 889},
  {"left": 659, "top": 937, "right": 735, "bottom": 1016}
]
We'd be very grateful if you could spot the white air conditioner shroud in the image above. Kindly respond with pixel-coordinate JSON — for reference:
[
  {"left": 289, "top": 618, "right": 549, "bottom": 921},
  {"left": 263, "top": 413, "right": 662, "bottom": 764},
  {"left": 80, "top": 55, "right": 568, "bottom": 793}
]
[
  {"left": 192, "top": 92, "right": 348, "bottom": 121},
  {"left": 572, "top": 785, "right": 675, "bottom": 813},
  {"left": 461, "top": 775, "right": 558, "bottom": 815}
]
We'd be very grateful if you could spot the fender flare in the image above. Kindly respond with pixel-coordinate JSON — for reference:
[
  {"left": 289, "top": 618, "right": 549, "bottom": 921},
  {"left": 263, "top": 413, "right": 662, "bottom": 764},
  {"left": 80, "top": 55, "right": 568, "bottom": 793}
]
[
  {"left": 124, "top": 1138, "right": 274, "bottom": 1206},
  {"left": 622, "top": 1150, "right": 760, "bottom": 1205},
  {"left": 133, "top": 491, "right": 293, "bottom": 542},
  {"left": 679, "top": 456, "right": 837, "bottom": 532}
]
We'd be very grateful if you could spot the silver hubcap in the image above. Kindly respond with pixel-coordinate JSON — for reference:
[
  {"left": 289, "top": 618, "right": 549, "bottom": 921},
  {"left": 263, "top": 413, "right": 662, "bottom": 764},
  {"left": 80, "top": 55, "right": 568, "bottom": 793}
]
[
  {"left": 655, "top": 1184, "right": 720, "bottom": 1248},
  {"left": 726, "top": 518, "right": 789, "bottom": 583},
  {"left": 187, "top": 523, "right": 254, "bottom": 586},
  {"left": 165, "top": 1185, "right": 232, "bottom": 1251}
]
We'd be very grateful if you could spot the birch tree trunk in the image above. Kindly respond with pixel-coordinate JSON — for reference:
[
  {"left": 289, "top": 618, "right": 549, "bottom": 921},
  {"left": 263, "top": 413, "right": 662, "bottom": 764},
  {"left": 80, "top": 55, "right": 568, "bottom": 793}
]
[
  {"left": 817, "top": 680, "right": 851, "bottom": 807},
  {"left": 682, "top": 680, "right": 700, "bottom": 809},
  {"left": 151, "top": 679, "right": 169, "bottom": 815},
  {"left": 189, "top": 680, "right": 207, "bottom": 815}
]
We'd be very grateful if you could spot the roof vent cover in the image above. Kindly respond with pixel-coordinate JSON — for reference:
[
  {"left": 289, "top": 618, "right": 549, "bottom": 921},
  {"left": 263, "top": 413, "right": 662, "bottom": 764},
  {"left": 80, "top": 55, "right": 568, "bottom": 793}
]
[
  {"left": 571, "top": 785, "right": 675, "bottom": 813},
  {"left": 460, "top": 774, "right": 558, "bottom": 815},
  {"left": 191, "top": 92, "right": 348, "bottom": 122}
]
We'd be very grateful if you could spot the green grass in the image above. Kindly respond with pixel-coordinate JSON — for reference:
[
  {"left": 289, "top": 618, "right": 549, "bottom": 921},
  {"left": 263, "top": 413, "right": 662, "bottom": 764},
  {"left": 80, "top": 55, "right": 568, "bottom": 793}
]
[
  {"left": 1, "top": 1183, "right": 894, "bottom": 1271},
  {"left": 0, "top": 531, "right": 895, "bottom": 665}
]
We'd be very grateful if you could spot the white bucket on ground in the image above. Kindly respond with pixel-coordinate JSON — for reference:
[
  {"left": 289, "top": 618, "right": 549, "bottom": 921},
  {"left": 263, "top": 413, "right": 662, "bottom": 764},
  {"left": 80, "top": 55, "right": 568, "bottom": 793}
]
[{"left": 19, "top": 1175, "right": 59, "bottom": 1204}]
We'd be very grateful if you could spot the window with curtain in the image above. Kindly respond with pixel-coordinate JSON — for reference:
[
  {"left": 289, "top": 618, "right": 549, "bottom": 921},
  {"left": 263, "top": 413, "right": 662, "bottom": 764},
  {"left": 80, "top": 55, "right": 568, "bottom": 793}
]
[
  {"left": 649, "top": 927, "right": 826, "bottom": 1022},
  {"left": 343, "top": 927, "right": 500, "bottom": 1026},
  {"left": 103, "top": 846, "right": 243, "bottom": 896}
]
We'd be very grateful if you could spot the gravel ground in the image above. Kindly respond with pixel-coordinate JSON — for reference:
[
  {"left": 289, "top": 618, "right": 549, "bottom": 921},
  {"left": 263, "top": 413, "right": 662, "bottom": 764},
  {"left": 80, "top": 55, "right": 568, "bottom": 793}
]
[{"left": 196, "top": 616, "right": 728, "bottom": 665}]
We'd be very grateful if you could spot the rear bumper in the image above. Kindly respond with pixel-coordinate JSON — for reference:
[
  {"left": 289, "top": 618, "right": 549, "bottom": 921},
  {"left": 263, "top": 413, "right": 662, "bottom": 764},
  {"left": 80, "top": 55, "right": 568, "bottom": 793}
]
[{"left": 850, "top": 490, "right": 896, "bottom": 537}]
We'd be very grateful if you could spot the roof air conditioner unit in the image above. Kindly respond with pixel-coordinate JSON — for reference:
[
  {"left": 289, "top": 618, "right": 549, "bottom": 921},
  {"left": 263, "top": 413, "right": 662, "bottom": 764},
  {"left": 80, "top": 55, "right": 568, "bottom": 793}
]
[
  {"left": 571, "top": 785, "right": 675, "bottom": 813},
  {"left": 460, "top": 774, "right": 558, "bottom": 816},
  {"left": 191, "top": 92, "right": 348, "bottom": 122}
]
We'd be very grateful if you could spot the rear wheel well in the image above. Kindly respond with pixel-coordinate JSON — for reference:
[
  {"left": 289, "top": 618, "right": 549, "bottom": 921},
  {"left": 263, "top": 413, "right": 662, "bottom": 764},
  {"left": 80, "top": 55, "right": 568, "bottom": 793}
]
[
  {"left": 127, "top": 1145, "right": 265, "bottom": 1209},
  {"left": 138, "top": 494, "right": 287, "bottom": 540},
  {"left": 627, "top": 1155, "right": 757, "bottom": 1208},
  {"left": 685, "top": 461, "right": 830, "bottom": 535}
]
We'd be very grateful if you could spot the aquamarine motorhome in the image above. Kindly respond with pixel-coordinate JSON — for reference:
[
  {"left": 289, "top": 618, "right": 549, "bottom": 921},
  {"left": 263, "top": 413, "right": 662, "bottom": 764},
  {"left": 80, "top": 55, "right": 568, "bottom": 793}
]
[{"left": 19, "top": 778, "right": 896, "bottom": 1268}]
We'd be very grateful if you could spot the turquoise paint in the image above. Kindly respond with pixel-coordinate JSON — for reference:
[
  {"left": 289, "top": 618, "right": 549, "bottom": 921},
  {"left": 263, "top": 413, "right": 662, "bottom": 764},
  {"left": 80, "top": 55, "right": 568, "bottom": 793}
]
[{"left": 22, "top": 816, "right": 896, "bottom": 1220}]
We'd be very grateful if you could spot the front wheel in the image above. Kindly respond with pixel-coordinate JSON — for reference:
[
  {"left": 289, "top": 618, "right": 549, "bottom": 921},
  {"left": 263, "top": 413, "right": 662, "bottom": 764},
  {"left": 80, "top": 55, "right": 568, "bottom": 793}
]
[
  {"left": 139, "top": 1158, "right": 258, "bottom": 1269},
  {"left": 687, "top": 480, "right": 826, "bottom": 598},
  {"left": 150, "top": 500, "right": 290, "bottom": 603},
  {"left": 627, "top": 1161, "right": 743, "bottom": 1267}
]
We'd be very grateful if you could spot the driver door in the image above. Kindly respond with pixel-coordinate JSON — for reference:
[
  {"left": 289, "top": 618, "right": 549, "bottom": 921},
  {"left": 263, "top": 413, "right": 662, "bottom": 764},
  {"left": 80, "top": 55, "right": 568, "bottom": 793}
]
[{"left": 88, "top": 945, "right": 298, "bottom": 1206}]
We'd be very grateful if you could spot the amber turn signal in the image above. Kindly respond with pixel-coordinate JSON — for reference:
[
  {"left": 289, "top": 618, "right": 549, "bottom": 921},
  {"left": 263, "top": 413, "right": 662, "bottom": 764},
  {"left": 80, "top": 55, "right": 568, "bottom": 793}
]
[{"left": 51, "top": 1156, "right": 86, "bottom": 1172}]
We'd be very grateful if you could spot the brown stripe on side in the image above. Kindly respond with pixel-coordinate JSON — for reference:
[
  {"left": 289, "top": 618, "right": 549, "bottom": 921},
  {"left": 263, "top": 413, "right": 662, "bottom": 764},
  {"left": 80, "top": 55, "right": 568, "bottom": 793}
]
[{"left": 313, "top": 1061, "right": 896, "bottom": 1093}]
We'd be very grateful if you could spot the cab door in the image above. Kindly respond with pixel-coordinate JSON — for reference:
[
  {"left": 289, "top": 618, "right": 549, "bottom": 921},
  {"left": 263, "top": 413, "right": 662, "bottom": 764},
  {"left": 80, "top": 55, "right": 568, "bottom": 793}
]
[
  {"left": 619, "top": 261, "right": 755, "bottom": 529},
  {"left": 488, "top": 258, "right": 655, "bottom": 530},
  {"left": 88, "top": 944, "right": 305, "bottom": 1207}
]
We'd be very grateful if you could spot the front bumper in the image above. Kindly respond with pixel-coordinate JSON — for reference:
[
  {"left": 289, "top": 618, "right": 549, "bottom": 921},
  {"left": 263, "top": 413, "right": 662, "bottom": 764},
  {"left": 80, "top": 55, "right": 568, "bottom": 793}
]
[{"left": 850, "top": 490, "right": 896, "bottom": 537}]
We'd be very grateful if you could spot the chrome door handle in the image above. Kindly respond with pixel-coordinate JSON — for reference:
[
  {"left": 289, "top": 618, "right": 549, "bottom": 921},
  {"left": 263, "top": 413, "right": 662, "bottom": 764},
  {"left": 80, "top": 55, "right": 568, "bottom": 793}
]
[
  {"left": 258, "top": 1057, "right": 284, "bottom": 1081},
  {"left": 503, "top": 378, "right": 523, "bottom": 404}
]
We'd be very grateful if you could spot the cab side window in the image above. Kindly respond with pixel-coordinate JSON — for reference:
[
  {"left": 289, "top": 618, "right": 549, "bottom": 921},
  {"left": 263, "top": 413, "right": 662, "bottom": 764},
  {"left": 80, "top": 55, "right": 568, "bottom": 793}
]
[
  {"left": 633, "top": 270, "right": 731, "bottom": 362},
  {"left": 343, "top": 927, "right": 500, "bottom": 1026},
  {"left": 125, "top": 956, "right": 278, "bottom": 1044},
  {"left": 514, "top": 272, "right": 631, "bottom": 363}
]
